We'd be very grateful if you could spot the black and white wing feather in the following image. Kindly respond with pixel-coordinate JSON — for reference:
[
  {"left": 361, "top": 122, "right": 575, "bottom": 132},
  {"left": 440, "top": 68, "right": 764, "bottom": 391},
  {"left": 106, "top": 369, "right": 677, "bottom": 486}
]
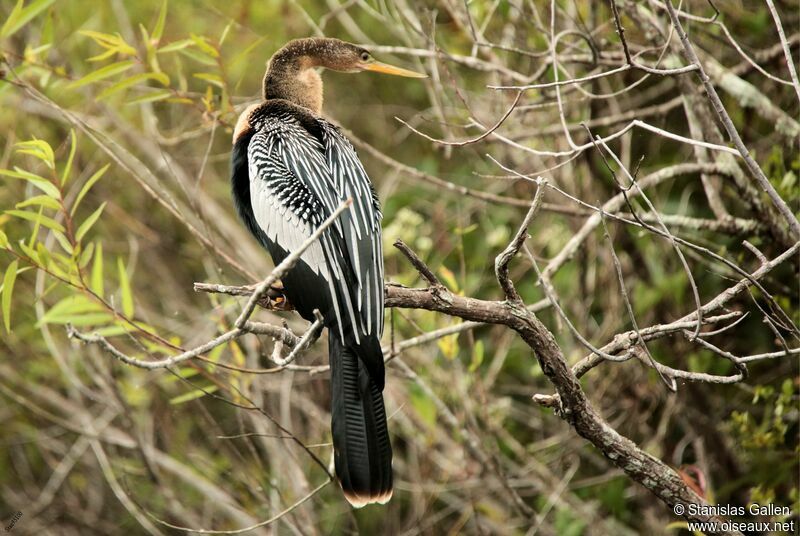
[{"left": 246, "top": 111, "right": 384, "bottom": 373}]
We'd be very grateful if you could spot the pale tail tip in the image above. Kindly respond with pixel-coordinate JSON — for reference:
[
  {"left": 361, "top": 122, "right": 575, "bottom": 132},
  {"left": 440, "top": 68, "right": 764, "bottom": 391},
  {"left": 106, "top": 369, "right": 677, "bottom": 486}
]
[{"left": 343, "top": 488, "right": 393, "bottom": 508}]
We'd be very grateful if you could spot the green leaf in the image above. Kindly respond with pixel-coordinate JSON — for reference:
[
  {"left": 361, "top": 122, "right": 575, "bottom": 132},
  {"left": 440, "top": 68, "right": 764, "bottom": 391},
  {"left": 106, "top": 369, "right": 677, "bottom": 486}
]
[
  {"left": 189, "top": 34, "right": 219, "bottom": 57},
  {"left": 79, "top": 30, "right": 137, "bottom": 60},
  {"left": 16, "top": 195, "right": 61, "bottom": 210},
  {"left": 70, "top": 164, "right": 108, "bottom": 216},
  {"left": 126, "top": 90, "right": 172, "bottom": 105},
  {"left": 18, "top": 241, "right": 39, "bottom": 264},
  {"left": 67, "top": 60, "right": 136, "bottom": 89},
  {"left": 61, "top": 130, "right": 77, "bottom": 186},
  {"left": 437, "top": 332, "right": 459, "bottom": 360},
  {"left": 409, "top": 384, "right": 437, "bottom": 428},
  {"left": 117, "top": 257, "right": 134, "bottom": 317},
  {"left": 178, "top": 47, "right": 217, "bottom": 66},
  {"left": 438, "top": 265, "right": 459, "bottom": 292},
  {"left": 91, "top": 242, "right": 104, "bottom": 295},
  {"left": 152, "top": 0, "right": 168, "bottom": 42},
  {"left": 78, "top": 241, "right": 94, "bottom": 268},
  {"left": 5, "top": 209, "right": 65, "bottom": 233},
  {"left": 75, "top": 202, "right": 106, "bottom": 242},
  {"left": 163, "top": 367, "right": 200, "bottom": 382},
  {"left": 219, "top": 22, "right": 232, "bottom": 46},
  {"left": 96, "top": 72, "right": 170, "bottom": 100},
  {"left": 0, "top": 229, "right": 8, "bottom": 249},
  {"left": 15, "top": 139, "right": 55, "bottom": 169},
  {"left": 27, "top": 205, "right": 44, "bottom": 247},
  {"left": 52, "top": 230, "right": 73, "bottom": 255},
  {"left": 44, "top": 312, "right": 114, "bottom": 326},
  {"left": 0, "top": 168, "right": 61, "bottom": 198},
  {"left": 230, "top": 37, "right": 265, "bottom": 68},
  {"left": 468, "top": 340, "right": 484, "bottom": 372},
  {"left": 2, "top": 260, "right": 19, "bottom": 332},
  {"left": 0, "top": 0, "right": 56, "bottom": 38},
  {"left": 157, "top": 38, "right": 194, "bottom": 53},
  {"left": 192, "top": 72, "right": 223, "bottom": 88},
  {"left": 170, "top": 385, "right": 218, "bottom": 405},
  {"left": 36, "top": 242, "right": 51, "bottom": 268},
  {"left": 38, "top": 294, "right": 103, "bottom": 326}
]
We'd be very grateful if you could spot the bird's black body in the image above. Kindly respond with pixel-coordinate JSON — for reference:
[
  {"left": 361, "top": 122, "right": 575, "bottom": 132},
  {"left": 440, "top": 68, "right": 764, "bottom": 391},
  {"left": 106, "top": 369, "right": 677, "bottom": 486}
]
[
  {"left": 231, "top": 37, "right": 423, "bottom": 507},
  {"left": 232, "top": 98, "right": 391, "bottom": 506}
]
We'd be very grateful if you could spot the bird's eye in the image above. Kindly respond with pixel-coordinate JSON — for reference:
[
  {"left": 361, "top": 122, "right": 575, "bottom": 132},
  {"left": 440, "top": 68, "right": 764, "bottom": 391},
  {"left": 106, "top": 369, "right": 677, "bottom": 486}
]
[{"left": 360, "top": 52, "right": 370, "bottom": 62}]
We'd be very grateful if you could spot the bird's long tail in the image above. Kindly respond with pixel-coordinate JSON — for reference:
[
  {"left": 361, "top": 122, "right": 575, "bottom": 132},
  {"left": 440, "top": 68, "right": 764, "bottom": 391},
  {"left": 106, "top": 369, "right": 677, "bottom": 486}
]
[{"left": 329, "top": 333, "right": 393, "bottom": 507}]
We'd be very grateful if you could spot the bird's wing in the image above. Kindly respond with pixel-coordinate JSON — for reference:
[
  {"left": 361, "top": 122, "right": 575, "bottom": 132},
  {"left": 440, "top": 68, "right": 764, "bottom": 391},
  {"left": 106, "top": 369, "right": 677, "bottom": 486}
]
[
  {"left": 319, "top": 120, "right": 384, "bottom": 338},
  {"left": 247, "top": 113, "right": 382, "bottom": 347}
]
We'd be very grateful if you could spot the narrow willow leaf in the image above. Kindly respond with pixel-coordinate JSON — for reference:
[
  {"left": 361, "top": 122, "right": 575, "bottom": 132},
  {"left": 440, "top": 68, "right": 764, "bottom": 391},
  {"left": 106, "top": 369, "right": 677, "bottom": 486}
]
[
  {"left": 1, "top": 167, "right": 61, "bottom": 198},
  {"left": 75, "top": 202, "right": 106, "bottom": 242},
  {"left": 189, "top": 34, "right": 219, "bottom": 57},
  {"left": 97, "top": 74, "right": 147, "bottom": 100},
  {"left": 70, "top": 164, "right": 108, "bottom": 216},
  {"left": 97, "top": 72, "right": 170, "bottom": 100},
  {"left": 468, "top": 340, "right": 484, "bottom": 373},
  {"left": 79, "top": 30, "right": 137, "bottom": 57},
  {"left": 219, "top": 23, "right": 232, "bottom": 46},
  {"left": 92, "top": 325, "right": 132, "bottom": 337},
  {"left": 52, "top": 231, "right": 73, "bottom": 255},
  {"left": 170, "top": 385, "right": 218, "bottom": 405},
  {"left": 17, "top": 241, "right": 39, "bottom": 264},
  {"left": 0, "top": 0, "right": 55, "bottom": 38},
  {"left": 78, "top": 241, "right": 94, "bottom": 268},
  {"left": 38, "top": 294, "right": 103, "bottom": 326},
  {"left": 437, "top": 332, "right": 459, "bottom": 360},
  {"left": 2, "top": 260, "right": 18, "bottom": 332},
  {"left": 117, "top": 257, "right": 134, "bottom": 317},
  {"left": 67, "top": 60, "right": 135, "bottom": 89},
  {"left": 78, "top": 30, "right": 120, "bottom": 47},
  {"left": 87, "top": 48, "right": 118, "bottom": 63},
  {"left": 152, "top": 0, "right": 168, "bottom": 42},
  {"left": 157, "top": 38, "right": 194, "bottom": 53},
  {"left": 43, "top": 312, "right": 114, "bottom": 326},
  {"left": 192, "top": 72, "right": 223, "bottom": 88},
  {"left": 61, "top": 130, "right": 77, "bottom": 186},
  {"left": 139, "top": 23, "right": 150, "bottom": 46},
  {"left": 91, "top": 242, "right": 104, "bottom": 295},
  {"left": 438, "top": 265, "right": 459, "bottom": 292},
  {"left": 178, "top": 47, "right": 216, "bottom": 66},
  {"left": 0, "top": 1, "right": 24, "bottom": 39},
  {"left": 126, "top": 90, "right": 172, "bottom": 105},
  {"left": 27, "top": 205, "right": 43, "bottom": 247},
  {"left": 5, "top": 209, "right": 65, "bottom": 233},
  {"left": 0, "top": 229, "right": 8, "bottom": 249},
  {"left": 163, "top": 367, "right": 200, "bottom": 382},
  {"left": 15, "top": 139, "right": 55, "bottom": 169},
  {"left": 16, "top": 195, "right": 61, "bottom": 210},
  {"left": 230, "top": 37, "right": 265, "bottom": 68},
  {"left": 35, "top": 242, "right": 51, "bottom": 268}
]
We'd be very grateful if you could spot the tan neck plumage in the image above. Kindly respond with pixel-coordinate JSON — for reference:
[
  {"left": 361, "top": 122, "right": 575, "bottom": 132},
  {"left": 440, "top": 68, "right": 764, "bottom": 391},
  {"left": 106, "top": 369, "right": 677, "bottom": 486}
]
[{"left": 263, "top": 51, "right": 324, "bottom": 115}]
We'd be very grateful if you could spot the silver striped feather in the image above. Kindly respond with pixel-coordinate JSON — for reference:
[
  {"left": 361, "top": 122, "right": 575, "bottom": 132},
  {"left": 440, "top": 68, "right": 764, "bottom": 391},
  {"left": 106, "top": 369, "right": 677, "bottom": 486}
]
[{"left": 247, "top": 113, "right": 384, "bottom": 343}]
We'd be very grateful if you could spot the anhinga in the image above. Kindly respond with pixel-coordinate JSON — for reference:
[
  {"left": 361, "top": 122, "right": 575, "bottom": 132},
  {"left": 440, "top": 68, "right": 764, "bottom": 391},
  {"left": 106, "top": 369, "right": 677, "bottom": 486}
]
[{"left": 230, "top": 38, "right": 424, "bottom": 507}]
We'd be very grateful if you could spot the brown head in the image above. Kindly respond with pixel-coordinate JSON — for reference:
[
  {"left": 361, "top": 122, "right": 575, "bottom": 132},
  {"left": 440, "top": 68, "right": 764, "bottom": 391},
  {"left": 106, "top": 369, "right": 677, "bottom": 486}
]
[{"left": 262, "top": 37, "right": 425, "bottom": 115}]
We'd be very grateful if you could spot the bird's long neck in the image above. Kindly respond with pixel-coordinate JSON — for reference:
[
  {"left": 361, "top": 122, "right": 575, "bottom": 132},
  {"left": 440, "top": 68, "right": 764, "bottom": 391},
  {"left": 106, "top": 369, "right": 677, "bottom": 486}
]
[{"left": 263, "top": 39, "right": 324, "bottom": 115}]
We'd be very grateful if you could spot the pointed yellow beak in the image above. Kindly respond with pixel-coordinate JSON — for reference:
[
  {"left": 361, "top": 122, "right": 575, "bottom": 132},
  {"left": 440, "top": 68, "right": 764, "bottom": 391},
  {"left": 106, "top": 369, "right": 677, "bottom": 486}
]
[{"left": 364, "top": 61, "right": 427, "bottom": 78}]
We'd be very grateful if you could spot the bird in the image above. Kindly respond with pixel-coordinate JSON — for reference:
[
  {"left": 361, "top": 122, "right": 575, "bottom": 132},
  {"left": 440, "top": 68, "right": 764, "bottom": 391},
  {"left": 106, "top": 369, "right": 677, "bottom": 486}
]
[{"left": 230, "top": 37, "right": 425, "bottom": 507}]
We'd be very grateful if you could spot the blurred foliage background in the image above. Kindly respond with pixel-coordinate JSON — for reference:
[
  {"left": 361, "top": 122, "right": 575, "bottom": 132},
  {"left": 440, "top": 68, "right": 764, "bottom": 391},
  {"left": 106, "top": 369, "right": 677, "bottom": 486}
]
[{"left": 0, "top": 0, "right": 797, "bottom": 534}]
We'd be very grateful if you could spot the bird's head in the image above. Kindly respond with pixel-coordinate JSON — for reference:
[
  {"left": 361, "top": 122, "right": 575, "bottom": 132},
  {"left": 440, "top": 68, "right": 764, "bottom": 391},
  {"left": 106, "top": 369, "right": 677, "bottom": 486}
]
[
  {"left": 322, "top": 40, "right": 427, "bottom": 78},
  {"left": 271, "top": 38, "right": 426, "bottom": 78},
  {"left": 262, "top": 38, "right": 425, "bottom": 114}
]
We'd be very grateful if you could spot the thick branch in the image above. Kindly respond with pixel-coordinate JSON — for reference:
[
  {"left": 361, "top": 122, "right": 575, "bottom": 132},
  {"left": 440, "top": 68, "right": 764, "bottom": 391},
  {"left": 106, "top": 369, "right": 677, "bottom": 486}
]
[{"left": 386, "top": 284, "right": 738, "bottom": 532}]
